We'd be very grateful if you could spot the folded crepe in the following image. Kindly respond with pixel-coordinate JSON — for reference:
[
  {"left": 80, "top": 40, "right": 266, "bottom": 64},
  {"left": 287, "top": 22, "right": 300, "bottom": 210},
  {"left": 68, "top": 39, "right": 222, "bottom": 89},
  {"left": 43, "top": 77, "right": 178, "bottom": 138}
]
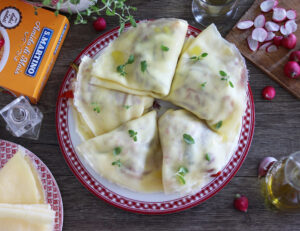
[
  {"left": 0, "top": 151, "right": 44, "bottom": 204},
  {"left": 0, "top": 204, "right": 55, "bottom": 231},
  {"left": 90, "top": 18, "right": 188, "bottom": 98},
  {"left": 73, "top": 56, "right": 153, "bottom": 139},
  {"left": 76, "top": 111, "right": 163, "bottom": 193},
  {"left": 159, "top": 110, "right": 238, "bottom": 195},
  {"left": 166, "top": 24, "right": 248, "bottom": 141}
]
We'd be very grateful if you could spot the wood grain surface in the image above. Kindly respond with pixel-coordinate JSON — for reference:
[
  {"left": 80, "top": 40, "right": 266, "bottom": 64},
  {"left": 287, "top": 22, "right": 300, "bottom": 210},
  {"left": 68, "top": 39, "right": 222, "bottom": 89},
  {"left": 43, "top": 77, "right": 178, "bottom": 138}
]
[
  {"left": 226, "top": 0, "right": 300, "bottom": 99},
  {"left": 1, "top": 0, "right": 300, "bottom": 230}
]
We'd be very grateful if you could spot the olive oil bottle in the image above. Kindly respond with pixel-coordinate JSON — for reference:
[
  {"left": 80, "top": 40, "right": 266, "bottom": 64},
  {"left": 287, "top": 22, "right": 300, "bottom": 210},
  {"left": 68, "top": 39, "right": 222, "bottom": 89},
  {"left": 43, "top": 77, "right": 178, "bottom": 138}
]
[{"left": 263, "top": 151, "right": 300, "bottom": 211}]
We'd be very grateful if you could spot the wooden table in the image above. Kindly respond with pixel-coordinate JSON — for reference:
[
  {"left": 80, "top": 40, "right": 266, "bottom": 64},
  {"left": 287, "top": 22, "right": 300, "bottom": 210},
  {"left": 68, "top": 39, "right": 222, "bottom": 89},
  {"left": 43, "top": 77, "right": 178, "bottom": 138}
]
[{"left": 1, "top": 0, "right": 300, "bottom": 230}]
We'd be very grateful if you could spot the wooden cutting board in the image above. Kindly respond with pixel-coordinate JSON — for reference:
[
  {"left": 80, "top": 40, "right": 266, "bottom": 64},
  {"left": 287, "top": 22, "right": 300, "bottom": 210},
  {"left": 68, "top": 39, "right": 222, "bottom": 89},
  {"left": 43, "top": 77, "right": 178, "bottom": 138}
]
[{"left": 226, "top": 0, "right": 300, "bottom": 99}]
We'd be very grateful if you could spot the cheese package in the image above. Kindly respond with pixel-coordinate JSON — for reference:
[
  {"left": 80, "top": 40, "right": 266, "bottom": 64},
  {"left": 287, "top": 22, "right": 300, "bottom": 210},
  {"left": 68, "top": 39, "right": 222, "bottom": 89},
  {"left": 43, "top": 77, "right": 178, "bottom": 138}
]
[
  {"left": 0, "top": 151, "right": 45, "bottom": 204},
  {"left": 0, "top": 0, "right": 69, "bottom": 103}
]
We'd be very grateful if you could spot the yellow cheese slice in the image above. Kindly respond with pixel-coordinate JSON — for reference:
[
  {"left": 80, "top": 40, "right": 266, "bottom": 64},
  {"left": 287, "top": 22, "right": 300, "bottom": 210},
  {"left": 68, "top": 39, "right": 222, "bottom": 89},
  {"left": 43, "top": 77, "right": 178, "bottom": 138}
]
[
  {"left": 0, "top": 203, "right": 55, "bottom": 231},
  {"left": 0, "top": 151, "right": 44, "bottom": 204}
]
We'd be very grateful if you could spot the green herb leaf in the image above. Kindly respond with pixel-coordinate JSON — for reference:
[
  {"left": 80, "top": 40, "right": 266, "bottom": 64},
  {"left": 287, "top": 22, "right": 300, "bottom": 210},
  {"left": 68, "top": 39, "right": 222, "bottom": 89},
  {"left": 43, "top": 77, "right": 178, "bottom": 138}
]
[
  {"left": 183, "top": 134, "right": 195, "bottom": 144},
  {"left": 215, "top": 121, "right": 223, "bottom": 130},
  {"left": 91, "top": 103, "right": 101, "bottom": 113},
  {"left": 70, "top": 0, "right": 80, "bottom": 4},
  {"left": 161, "top": 45, "right": 169, "bottom": 51},
  {"left": 113, "top": 147, "right": 122, "bottom": 156},
  {"left": 128, "top": 129, "right": 138, "bottom": 142},
  {"left": 201, "top": 52, "right": 208, "bottom": 57},
  {"left": 129, "top": 15, "right": 137, "bottom": 27},
  {"left": 112, "top": 159, "right": 122, "bottom": 167},
  {"left": 127, "top": 54, "right": 135, "bottom": 64},
  {"left": 42, "top": 0, "right": 51, "bottom": 6},
  {"left": 141, "top": 60, "right": 147, "bottom": 73},
  {"left": 229, "top": 81, "right": 234, "bottom": 88},
  {"left": 123, "top": 105, "right": 131, "bottom": 109},
  {"left": 205, "top": 153, "right": 211, "bottom": 161},
  {"left": 106, "top": 8, "right": 115, "bottom": 16},
  {"left": 118, "top": 22, "right": 125, "bottom": 35},
  {"left": 190, "top": 56, "right": 198, "bottom": 60},
  {"left": 176, "top": 166, "right": 189, "bottom": 185},
  {"left": 201, "top": 82, "right": 207, "bottom": 88},
  {"left": 219, "top": 70, "right": 227, "bottom": 77}
]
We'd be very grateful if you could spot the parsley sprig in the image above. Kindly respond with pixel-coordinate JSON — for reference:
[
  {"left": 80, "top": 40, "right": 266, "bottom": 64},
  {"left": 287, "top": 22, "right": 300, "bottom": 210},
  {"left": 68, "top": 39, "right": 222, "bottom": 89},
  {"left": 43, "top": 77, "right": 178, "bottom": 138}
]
[
  {"left": 190, "top": 53, "right": 208, "bottom": 61},
  {"left": 219, "top": 70, "right": 234, "bottom": 88},
  {"left": 176, "top": 166, "right": 189, "bottom": 185},
  {"left": 41, "top": 0, "right": 137, "bottom": 34},
  {"left": 128, "top": 129, "right": 138, "bottom": 142},
  {"left": 112, "top": 159, "right": 122, "bottom": 167},
  {"left": 117, "top": 54, "right": 135, "bottom": 76}
]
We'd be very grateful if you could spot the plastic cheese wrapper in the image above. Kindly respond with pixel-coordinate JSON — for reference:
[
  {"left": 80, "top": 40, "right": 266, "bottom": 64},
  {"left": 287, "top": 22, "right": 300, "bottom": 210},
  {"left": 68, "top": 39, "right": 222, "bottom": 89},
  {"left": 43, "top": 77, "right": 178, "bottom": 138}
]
[{"left": 0, "top": 0, "right": 69, "bottom": 103}]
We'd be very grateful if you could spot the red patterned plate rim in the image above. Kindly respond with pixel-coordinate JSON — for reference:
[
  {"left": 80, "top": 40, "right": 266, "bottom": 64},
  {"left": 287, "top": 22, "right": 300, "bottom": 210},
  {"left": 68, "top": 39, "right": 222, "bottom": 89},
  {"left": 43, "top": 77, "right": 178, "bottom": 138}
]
[
  {"left": 0, "top": 139, "right": 64, "bottom": 230},
  {"left": 56, "top": 23, "right": 255, "bottom": 214}
]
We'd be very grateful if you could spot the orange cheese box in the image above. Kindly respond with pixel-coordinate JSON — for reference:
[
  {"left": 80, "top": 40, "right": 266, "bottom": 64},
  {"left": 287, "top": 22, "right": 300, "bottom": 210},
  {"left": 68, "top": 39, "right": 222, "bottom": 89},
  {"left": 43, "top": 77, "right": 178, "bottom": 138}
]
[{"left": 0, "top": 0, "right": 69, "bottom": 103}]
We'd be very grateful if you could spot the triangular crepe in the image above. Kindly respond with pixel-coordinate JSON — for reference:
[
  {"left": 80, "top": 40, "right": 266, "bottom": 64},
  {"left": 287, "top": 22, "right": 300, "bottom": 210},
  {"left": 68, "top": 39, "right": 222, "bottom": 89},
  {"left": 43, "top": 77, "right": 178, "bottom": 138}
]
[
  {"left": 166, "top": 24, "right": 248, "bottom": 141},
  {"left": 76, "top": 111, "right": 163, "bottom": 192},
  {"left": 90, "top": 18, "right": 188, "bottom": 98},
  {"left": 0, "top": 203, "right": 55, "bottom": 231},
  {"left": 0, "top": 151, "right": 44, "bottom": 204},
  {"left": 73, "top": 56, "right": 153, "bottom": 138},
  {"left": 159, "top": 110, "right": 238, "bottom": 195}
]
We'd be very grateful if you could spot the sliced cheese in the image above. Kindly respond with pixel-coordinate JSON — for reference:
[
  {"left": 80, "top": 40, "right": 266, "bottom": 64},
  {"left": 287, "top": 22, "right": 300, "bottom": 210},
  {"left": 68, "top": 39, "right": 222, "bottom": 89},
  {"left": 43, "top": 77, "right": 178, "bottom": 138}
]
[
  {"left": 0, "top": 151, "right": 44, "bottom": 204},
  {"left": 0, "top": 203, "right": 55, "bottom": 231}
]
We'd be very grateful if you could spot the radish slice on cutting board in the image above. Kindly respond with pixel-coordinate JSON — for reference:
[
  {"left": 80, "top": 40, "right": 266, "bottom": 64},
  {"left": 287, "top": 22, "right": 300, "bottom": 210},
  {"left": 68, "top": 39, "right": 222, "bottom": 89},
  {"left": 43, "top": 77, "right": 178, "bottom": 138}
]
[
  {"left": 265, "top": 21, "right": 280, "bottom": 32},
  {"left": 265, "top": 32, "right": 275, "bottom": 41},
  {"left": 259, "top": 41, "right": 273, "bottom": 51},
  {"left": 273, "top": 8, "right": 287, "bottom": 22},
  {"left": 252, "top": 28, "right": 268, "bottom": 42},
  {"left": 266, "top": 44, "right": 278, "bottom": 52},
  {"left": 247, "top": 36, "right": 259, "bottom": 51},
  {"left": 237, "top": 20, "right": 254, "bottom": 30},
  {"left": 286, "top": 10, "right": 297, "bottom": 20},
  {"left": 285, "top": 20, "right": 298, "bottom": 34},
  {"left": 280, "top": 25, "right": 290, "bottom": 36},
  {"left": 254, "top": 14, "right": 266, "bottom": 28},
  {"left": 260, "top": 0, "right": 278, "bottom": 13}
]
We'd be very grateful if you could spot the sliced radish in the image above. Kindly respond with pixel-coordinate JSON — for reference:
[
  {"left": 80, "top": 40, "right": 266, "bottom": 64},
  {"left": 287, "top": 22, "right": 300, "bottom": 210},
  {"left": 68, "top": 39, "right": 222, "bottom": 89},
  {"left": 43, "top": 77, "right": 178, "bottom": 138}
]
[
  {"left": 272, "top": 8, "right": 287, "bottom": 22},
  {"left": 237, "top": 20, "right": 254, "bottom": 30},
  {"left": 254, "top": 14, "right": 266, "bottom": 28},
  {"left": 286, "top": 10, "right": 297, "bottom": 20},
  {"left": 247, "top": 36, "right": 259, "bottom": 52},
  {"left": 265, "top": 21, "right": 280, "bottom": 32},
  {"left": 259, "top": 41, "right": 273, "bottom": 51},
  {"left": 260, "top": 0, "right": 278, "bottom": 13},
  {"left": 285, "top": 20, "right": 298, "bottom": 34},
  {"left": 266, "top": 44, "right": 278, "bottom": 53},
  {"left": 265, "top": 32, "right": 275, "bottom": 41},
  {"left": 280, "top": 25, "right": 290, "bottom": 36},
  {"left": 252, "top": 28, "right": 268, "bottom": 42}
]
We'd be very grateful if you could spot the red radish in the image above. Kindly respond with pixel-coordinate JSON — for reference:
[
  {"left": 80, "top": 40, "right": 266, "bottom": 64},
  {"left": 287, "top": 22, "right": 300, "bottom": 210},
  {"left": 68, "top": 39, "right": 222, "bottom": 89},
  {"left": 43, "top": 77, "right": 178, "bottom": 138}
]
[
  {"left": 282, "top": 33, "right": 297, "bottom": 49},
  {"left": 265, "top": 32, "right": 275, "bottom": 41},
  {"left": 258, "top": 157, "right": 277, "bottom": 178},
  {"left": 252, "top": 28, "right": 268, "bottom": 42},
  {"left": 247, "top": 36, "right": 259, "bottom": 51},
  {"left": 0, "top": 38, "right": 4, "bottom": 49},
  {"left": 284, "top": 61, "right": 300, "bottom": 79},
  {"left": 237, "top": 20, "right": 254, "bottom": 30},
  {"left": 273, "top": 8, "right": 287, "bottom": 22},
  {"left": 289, "top": 51, "right": 300, "bottom": 63},
  {"left": 266, "top": 44, "right": 278, "bottom": 53},
  {"left": 260, "top": 0, "right": 278, "bottom": 13},
  {"left": 254, "top": 14, "right": 266, "bottom": 28},
  {"left": 273, "top": 36, "right": 283, "bottom": 46},
  {"left": 265, "top": 21, "right": 280, "bottom": 32},
  {"left": 285, "top": 20, "right": 298, "bottom": 34},
  {"left": 280, "top": 25, "right": 290, "bottom": 36},
  {"left": 262, "top": 86, "right": 276, "bottom": 100},
  {"left": 234, "top": 194, "right": 249, "bottom": 212},
  {"left": 93, "top": 17, "right": 107, "bottom": 31},
  {"left": 259, "top": 41, "right": 273, "bottom": 51},
  {"left": 286, "top": 10, "right": 297, "bottom": 20}
]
